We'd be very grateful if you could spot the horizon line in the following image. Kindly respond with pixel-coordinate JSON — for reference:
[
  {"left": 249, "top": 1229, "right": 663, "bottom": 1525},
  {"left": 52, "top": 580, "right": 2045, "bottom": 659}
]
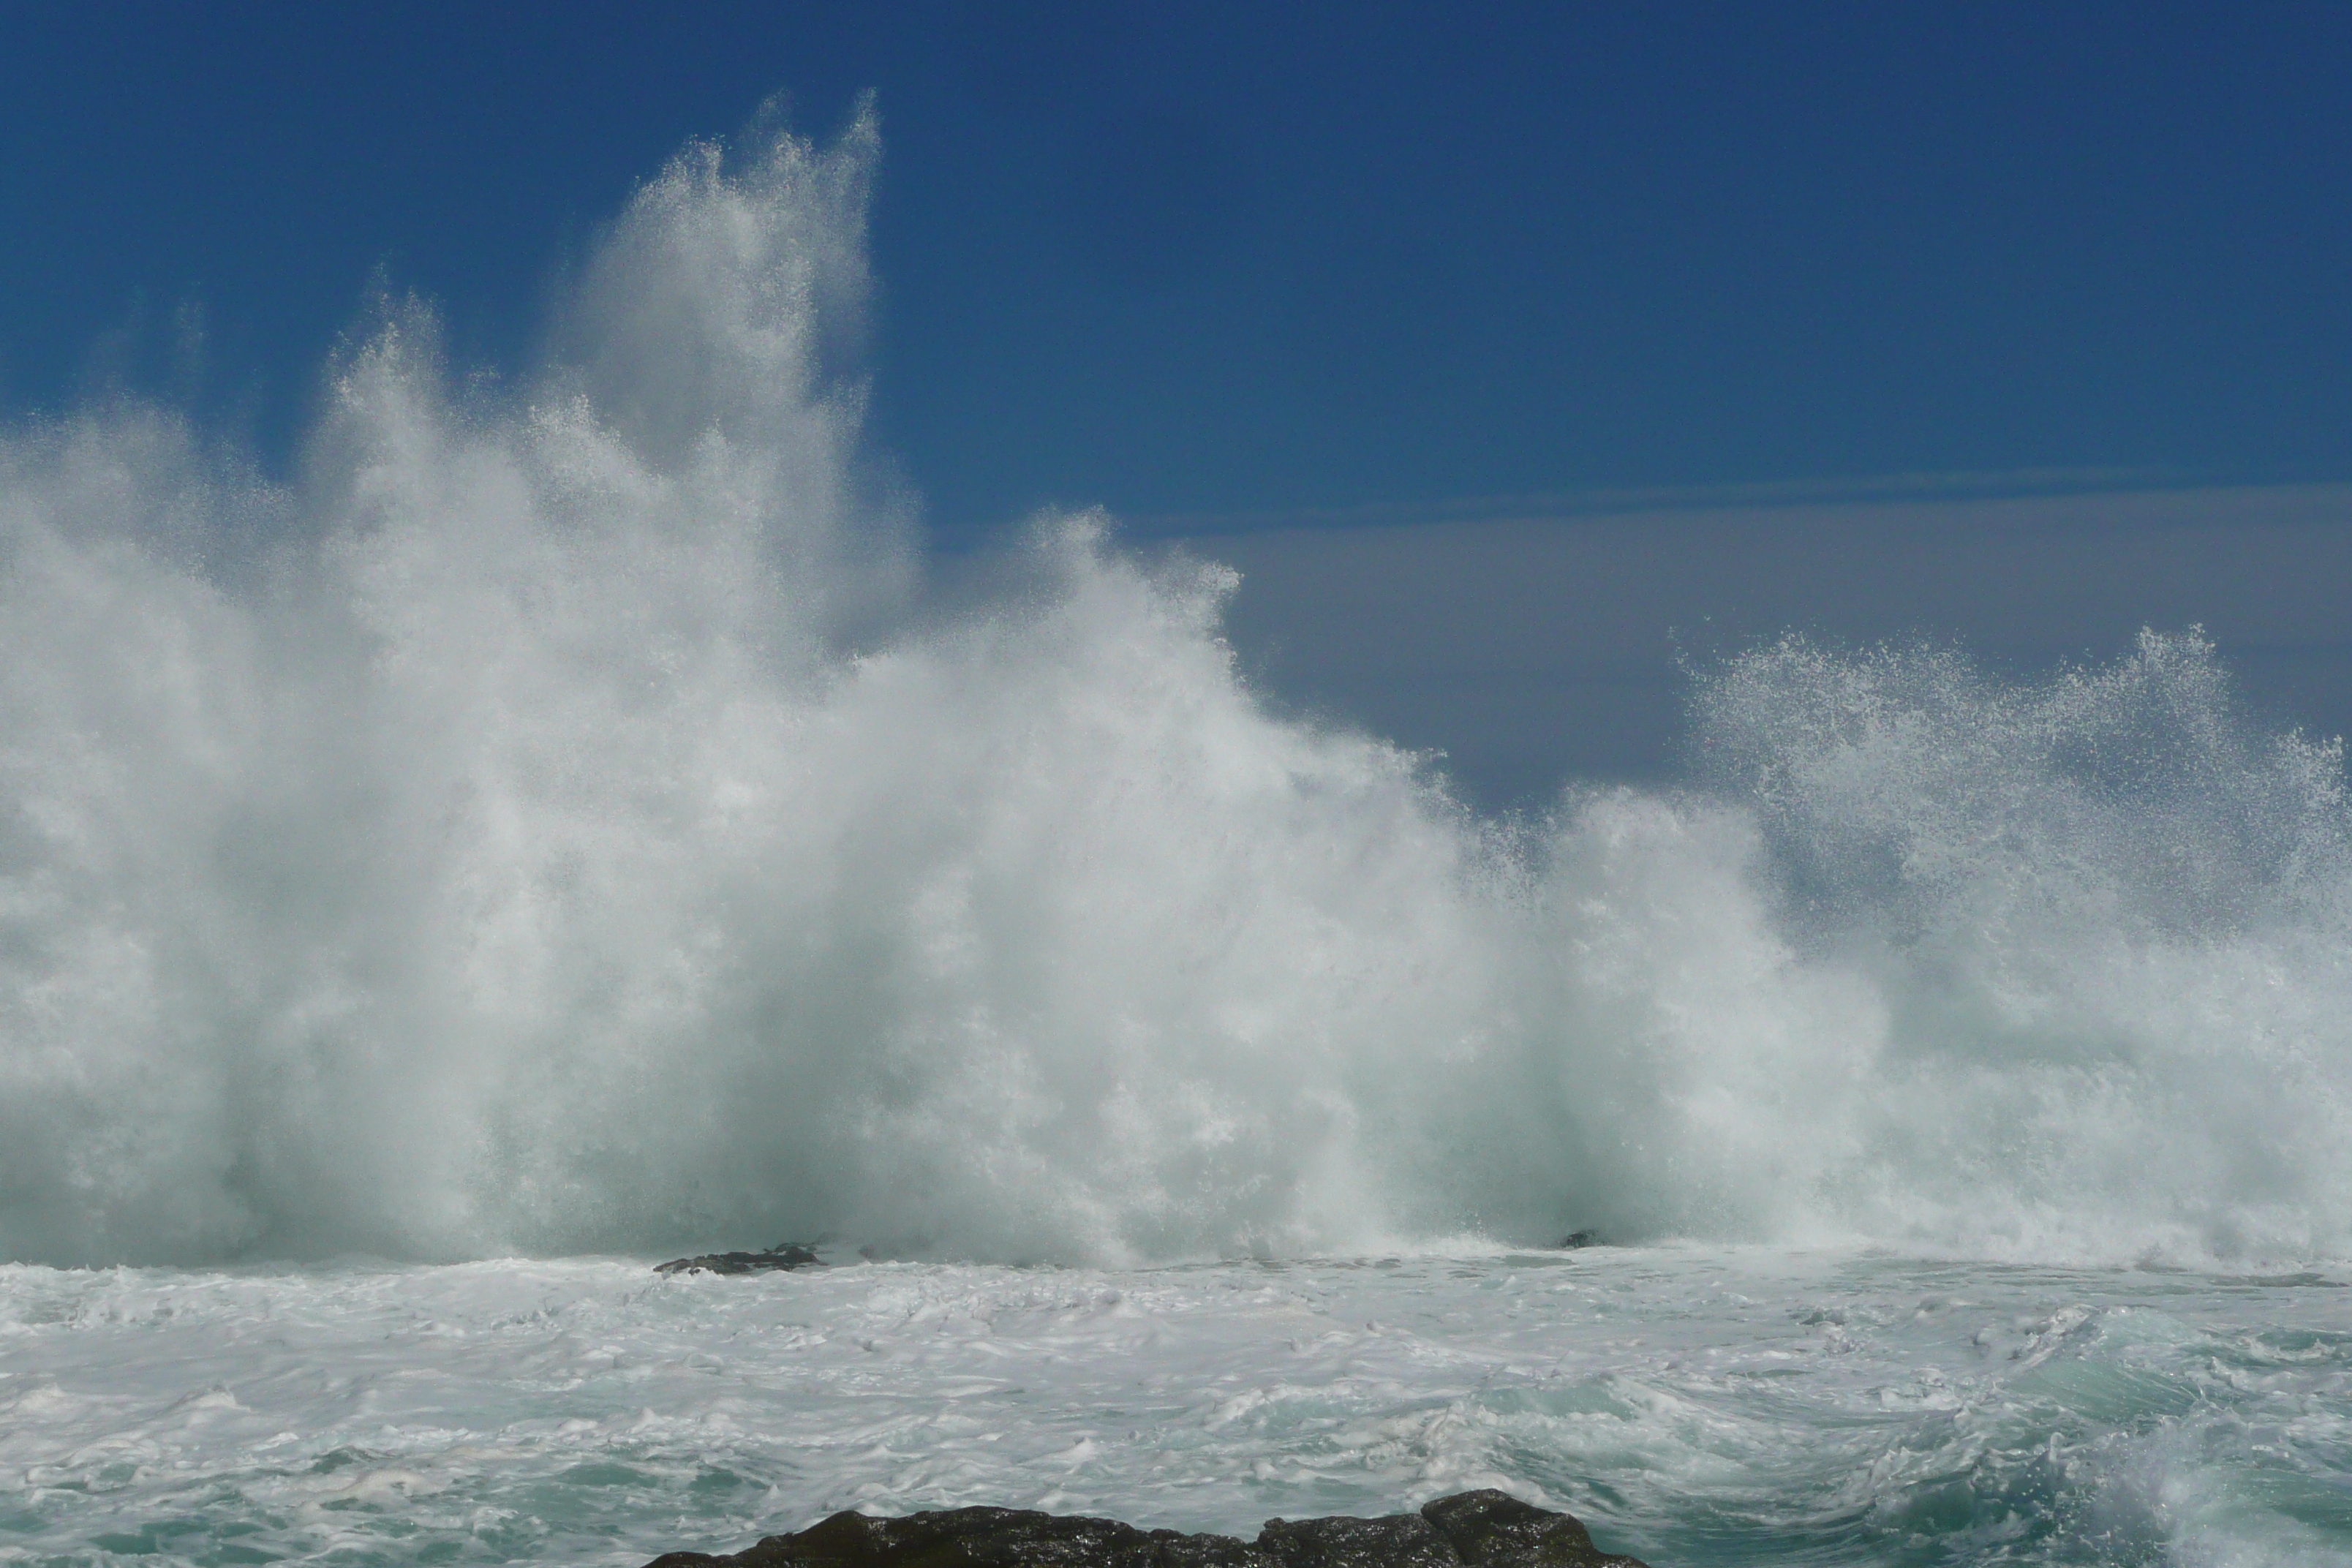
[{"left": 1131, "top": 465, "right": 2352, "bottom": 538}]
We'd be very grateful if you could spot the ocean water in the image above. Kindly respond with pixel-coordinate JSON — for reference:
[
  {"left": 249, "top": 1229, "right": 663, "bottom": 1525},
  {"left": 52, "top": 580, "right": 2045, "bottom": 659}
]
[
  {"left": 4, "top": 108, "right": 2351, "bottom": 1565},
  {"left": 4, "top": 1250, "right": 2348, "bottom": 1566}
]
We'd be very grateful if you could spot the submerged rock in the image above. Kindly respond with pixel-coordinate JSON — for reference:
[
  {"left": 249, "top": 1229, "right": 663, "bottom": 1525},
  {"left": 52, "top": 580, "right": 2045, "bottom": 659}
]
[
  {"left": 642, "top": 1488, "right": 1647, "bottom": 1567},
  {"left": 654, "top": 1243, "right": 824, "bottom": 1275}
]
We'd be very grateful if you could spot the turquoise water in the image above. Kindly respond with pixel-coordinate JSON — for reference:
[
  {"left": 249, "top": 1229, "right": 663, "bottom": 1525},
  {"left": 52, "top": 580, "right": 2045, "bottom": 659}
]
[{"left": 4, "top": 1248, "right": 2347, "bottom": 1566}]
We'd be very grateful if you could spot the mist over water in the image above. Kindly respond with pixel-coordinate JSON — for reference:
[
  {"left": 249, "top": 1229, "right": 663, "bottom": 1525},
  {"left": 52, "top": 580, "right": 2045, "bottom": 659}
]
[{"left": 4, "top": 113, "right": 2348, "bottom": 1273}]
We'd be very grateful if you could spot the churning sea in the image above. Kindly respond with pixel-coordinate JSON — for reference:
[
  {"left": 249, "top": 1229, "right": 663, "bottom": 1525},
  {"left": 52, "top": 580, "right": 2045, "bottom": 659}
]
[{"left": 4, "top": 1248, "right": 2348, "bottom": 1567}]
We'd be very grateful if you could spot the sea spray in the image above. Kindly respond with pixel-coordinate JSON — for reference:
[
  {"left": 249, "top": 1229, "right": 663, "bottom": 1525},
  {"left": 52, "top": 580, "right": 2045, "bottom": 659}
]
[{"left": 2, "top": 111, "right": 2348, "bottom": 1270}]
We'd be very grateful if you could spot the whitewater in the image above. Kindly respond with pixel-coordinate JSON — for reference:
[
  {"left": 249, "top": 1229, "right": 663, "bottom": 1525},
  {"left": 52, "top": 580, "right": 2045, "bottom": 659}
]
[{"left": 2, "top": 108, "right": 2348, "bottom": 1565}]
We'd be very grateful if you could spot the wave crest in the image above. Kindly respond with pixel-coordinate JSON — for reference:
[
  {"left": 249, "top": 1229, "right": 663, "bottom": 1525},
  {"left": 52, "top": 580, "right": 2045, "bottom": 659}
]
[{"left": 2, "top": 115, "right": 2346, "bottom": 1268}]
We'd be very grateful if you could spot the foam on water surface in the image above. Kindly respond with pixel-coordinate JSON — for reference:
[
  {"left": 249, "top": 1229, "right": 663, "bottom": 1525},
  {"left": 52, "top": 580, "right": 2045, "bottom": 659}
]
[{"left": 3, "top": 1251, "right": 2348, "bottom": 1566}]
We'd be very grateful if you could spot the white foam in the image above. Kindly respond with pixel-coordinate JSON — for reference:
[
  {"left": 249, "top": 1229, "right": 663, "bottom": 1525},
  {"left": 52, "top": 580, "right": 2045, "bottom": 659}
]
[
  {"left": 1, "top": 112, "right": 2350, "bottom": 1271},
  {"left": 2, "top": 1253, "right": 2345, "bottom": 1564}
]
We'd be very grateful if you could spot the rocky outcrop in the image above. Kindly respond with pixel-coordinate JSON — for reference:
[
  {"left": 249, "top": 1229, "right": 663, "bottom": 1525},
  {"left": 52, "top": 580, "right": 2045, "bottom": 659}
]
[
  {"left": 643, "top": 1488, "right": 1647, "bottom": 1568},
  {"left": 655, "top": 1243, "right": 825, "bottom": 1276}
]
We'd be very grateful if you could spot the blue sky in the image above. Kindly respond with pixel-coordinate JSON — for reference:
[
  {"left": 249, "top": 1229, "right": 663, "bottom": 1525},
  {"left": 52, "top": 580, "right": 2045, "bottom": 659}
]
[{"left": 4, "top": 4, "right": 2350, "bottom": 801}]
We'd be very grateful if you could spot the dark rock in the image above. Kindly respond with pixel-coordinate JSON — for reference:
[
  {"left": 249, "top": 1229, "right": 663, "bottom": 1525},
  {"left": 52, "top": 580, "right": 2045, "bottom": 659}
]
[
  {"left": 642, "top": 1504, "right": 1257, "bottom": 1568},
  {"left": 1557, "top": 1231, "right": 1601, "bottom": 1250},
  {"left": 641, "top": 1489, "right": 1646, "bottom": 1568},
  {"left": 655, "top": 1242, "right": 825, "bottom": 1276},
  {"left": 1420, "top": 1490, "right": 1644, "bottom": 1567},
  {"left": 1257, "top": 1511, "right": 1454, "bottom": 1568}
]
